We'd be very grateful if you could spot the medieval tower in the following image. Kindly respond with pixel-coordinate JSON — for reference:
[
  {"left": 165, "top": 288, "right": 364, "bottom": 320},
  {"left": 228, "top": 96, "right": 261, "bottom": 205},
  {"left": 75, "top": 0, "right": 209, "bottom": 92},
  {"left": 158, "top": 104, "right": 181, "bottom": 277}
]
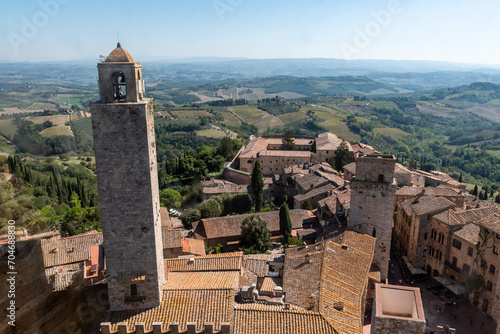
[
  {"left": 349, "top": 154, "right": 396, "bottom": 281},
  {"left": 91, "top": 44, "right": 164, "bottom": 310}
]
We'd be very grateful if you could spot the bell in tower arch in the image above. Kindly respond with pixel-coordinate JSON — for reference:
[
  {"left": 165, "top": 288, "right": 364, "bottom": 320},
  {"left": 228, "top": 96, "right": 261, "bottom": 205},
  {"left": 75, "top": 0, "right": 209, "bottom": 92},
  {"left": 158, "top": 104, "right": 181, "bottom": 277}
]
[{"left": 96, "top": 43, "right": 145, "bottom": 103}]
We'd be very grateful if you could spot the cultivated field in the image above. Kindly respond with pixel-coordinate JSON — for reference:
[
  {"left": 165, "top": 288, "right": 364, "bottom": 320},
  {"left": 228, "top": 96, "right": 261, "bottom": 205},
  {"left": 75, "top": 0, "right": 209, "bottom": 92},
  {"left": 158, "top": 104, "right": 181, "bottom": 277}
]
[
  {"left": 40, "top": 125, "right": 74, "bottom": 137},
  {"left": 0, "top": 136, "right": 16, "bottom": 155},
  {"left": 196, "top": 125, "right": 238, "bottom": 139},
  {"left": 228, "top": 105, "right": 284, "bottom": 131},
  {"left": 170, "top": 109, "right": 213, "bottom": 118},
  {"left": 373, "top": 127, "right": 410, "bottom": 139},
  {"left": 0, "top": 119, "right": 16, "bottom": 138},
  {"left": 25, "top": 115, "right": 70, "bottom": 125}
]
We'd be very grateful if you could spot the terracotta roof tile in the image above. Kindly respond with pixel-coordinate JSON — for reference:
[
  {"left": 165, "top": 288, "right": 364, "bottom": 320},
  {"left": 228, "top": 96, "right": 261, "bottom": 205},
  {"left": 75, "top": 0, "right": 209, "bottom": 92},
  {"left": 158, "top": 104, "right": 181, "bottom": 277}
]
[
  {"left": 410, "top": 197, "right": 455, "bottom": 216},
  {"left": 162, "top": 228, "right": 183, "bottom": 249},
  {"left": 476, "top": 214, "right": 500, "bottom": 234},
  {"left": 453, "top": 223, "right": 480, "bottom": 245},
  {"left": 193, "top": 210, "right": 312, "bottom": 240},
  {"left": 104, "top": 43, "right": 134, "bottom": 63},
  {"left": 104, "top": 289, "right": 234, "bottom": 332},
  {"left": 294, "top": 183, "right": 336, "bottom": 202},
  {"left": 164, "top": 252, "right": 243, "bottom": 272},
  {"left": 41, "top": 231, "right": 102, "bottom": 268},
  {"left": 233, "top": 303, "right": 337, "bottom": 334},
  {"left": 243, "top": 254, "right": 275, "bottom": 277},
  {"left": 433, "top": 206, "right": 500, "bottom": 225},
  {"left": 182, "top": 238, "right": 206, "bottom": 256},
  {"left": 319, "top": 231, "right": 375, "bottom": 334},
  {"left": 164, "top": 271, "right": 239, "bottom": 290},
  {"left": 260, "top": 277, "right": 282, "bottom": 294},
  {"left": 45, "top": 263, "right": 82, "bottom": 291}
]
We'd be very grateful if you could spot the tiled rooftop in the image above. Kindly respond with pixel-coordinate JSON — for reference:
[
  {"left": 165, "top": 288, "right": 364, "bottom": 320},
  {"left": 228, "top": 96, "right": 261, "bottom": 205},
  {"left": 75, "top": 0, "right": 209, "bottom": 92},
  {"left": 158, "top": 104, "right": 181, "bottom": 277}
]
[
  {"left": 45, "top": 263, "right": 82, "bottom": 291},
  {"left": 242, "top": 254, "right": 275, "bottom": 277},
  {"left": 294, "top": 172, "right": 331, "bottom": 191},
  {"left": 477, "top": 214, "right": 500, "bottom": 234},
  {"left": 433, "top": 206, "right": 500, "bottom": 225},
  {"left": 343, "top": 162, "right": 356, "bottom": 174},
  {"left": 193, "top": 210, "right": 312, "bottom": 240},
  {"left": 258, "top": 150, "right": 312, "bottom": 158},
  {"left": 164, "top": 271, "right": 239, "bottom": 290},
  {"left": 410, "top": 196, "right": 455, "bottom": 216},
  {"left": 351, "top": 142, "right": 378, "bottom": 155},
  {"left": 397, "top": 186, "right": 463, "bottom": 197},
  {"left": 294, "top": 183, "right": 336, "bottom": 202},
  {"left": 164, "top": 252, "right": 243, "bottom": 272},
  {"left": 319, "top": 232, "right": 375, "bottom": 334},
  {"left": 233, "top": 303, "right": 338, "bottom": 334},
  {"left": 41, "top": 231, "right": 103, "bottom": 268},
  {"left": 260, "top": 277, "right": 282, "bottom": 295},
  {"left": 162, "top": 228, "right": 183, "bottom": 249},
  {"left": 103, "top": 288, "right": 234, "bottom": 332},
  {"left": 453, "top": 223, "right": 480, "bottom": 245}
]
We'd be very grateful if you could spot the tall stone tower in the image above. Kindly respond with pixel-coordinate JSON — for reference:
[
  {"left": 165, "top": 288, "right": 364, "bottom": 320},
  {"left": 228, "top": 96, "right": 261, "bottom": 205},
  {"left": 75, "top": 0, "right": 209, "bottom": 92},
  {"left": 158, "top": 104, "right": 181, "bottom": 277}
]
[
  {"left": 349, "top": 155, "right": 396, "bottom": 281},
  {"left": 91, "top": 44, "right": 164, "bottom": 310}
]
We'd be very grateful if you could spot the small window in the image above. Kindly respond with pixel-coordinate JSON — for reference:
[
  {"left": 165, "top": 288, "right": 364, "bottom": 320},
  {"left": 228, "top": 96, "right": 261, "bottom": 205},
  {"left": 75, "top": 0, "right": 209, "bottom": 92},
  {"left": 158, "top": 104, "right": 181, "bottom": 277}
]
[
  {"left": 468, "top": 247, "right": 474, "bottom": 257},
  {"left": 463, "top": 263, "right": 470, "bottom": 275},
  {"left": 487, "top": 280, "right": 493, "bottom": 291},
  {"left": 424, "top": 233, "right": 428, "bottom": 240},
  {"left": 334, "top": 302, "right": 345, "bottom": 311},
  {"left": 130, "top": 284, "right": 138, "bottom": 296},
  {"left": 490, "top": 264, "right": 496, "bottom": 274},
  {"left": 378, "top": 174, "right": 384, "bottom": 182},
  {"left": 481, "top": 259, "right": 487, "bottom": 270},
  {"left": 494, "top": 246, "right": 498, "bottom": 255},
  {"left": 247, "top": 160, "right": 252, "bottom": 164},
  {"left": 452, "top": 239, "right": 462, "bottom": 250},
  {"left": 372, "top": 227, "right": 376, "bottom": 238}
]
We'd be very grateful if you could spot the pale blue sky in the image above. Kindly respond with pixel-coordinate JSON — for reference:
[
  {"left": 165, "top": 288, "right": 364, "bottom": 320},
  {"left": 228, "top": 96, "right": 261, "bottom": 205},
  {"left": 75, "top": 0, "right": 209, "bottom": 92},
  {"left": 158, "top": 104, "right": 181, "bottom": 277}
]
[{"left": 1, "top": 0, "right": 499, "bottom": 64}]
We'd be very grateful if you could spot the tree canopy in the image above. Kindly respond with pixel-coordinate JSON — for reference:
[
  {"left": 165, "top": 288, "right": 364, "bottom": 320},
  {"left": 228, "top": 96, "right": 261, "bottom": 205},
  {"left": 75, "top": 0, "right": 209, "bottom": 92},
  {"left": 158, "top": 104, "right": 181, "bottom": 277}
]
[
  {"left": 159, "top": 188, "right": 181, "bottom": 209},
  {"left": 281, "top": 130, "right": 296, "bottom": 150},
  {"left": 239, "top": 215, "right": 272, "bottom": 254},
  {"left": 334, "top": 140, "right": 350, "bottom": 172},
  {"left": 251, "top": 159, "right": 264, "bottom": 212},
  {"left": 279, "top": 203, "right": 292, "bottom": 245}
]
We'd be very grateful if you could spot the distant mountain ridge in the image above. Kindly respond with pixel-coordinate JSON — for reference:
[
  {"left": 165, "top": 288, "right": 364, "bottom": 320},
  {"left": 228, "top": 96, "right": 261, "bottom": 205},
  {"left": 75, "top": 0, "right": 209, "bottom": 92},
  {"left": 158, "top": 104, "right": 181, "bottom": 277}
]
[{"left": 1, "top": 58, "right": 500, "bottom": 91}]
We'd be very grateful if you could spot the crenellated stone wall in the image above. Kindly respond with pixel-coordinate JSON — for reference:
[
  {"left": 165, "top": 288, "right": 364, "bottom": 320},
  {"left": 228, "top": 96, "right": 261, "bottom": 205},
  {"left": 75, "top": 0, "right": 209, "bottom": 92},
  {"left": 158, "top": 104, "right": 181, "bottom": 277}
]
[{"left": 100, "top": 322, "right": 231, "bottom": 334}]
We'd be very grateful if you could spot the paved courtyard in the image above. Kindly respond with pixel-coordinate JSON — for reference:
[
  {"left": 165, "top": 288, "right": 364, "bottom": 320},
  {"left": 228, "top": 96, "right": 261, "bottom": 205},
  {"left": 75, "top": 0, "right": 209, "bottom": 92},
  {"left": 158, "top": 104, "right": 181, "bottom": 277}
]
[{"left": 386, "top": 252, "right": 499, "bottom": 334}]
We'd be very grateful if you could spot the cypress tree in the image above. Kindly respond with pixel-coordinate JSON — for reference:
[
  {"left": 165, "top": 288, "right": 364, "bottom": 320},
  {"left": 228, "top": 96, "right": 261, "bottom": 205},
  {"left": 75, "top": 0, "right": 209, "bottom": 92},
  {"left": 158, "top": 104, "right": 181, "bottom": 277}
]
[
  {"left": 472, "top": 185, "right": 478, "bottom": 196},
  {"left": 279, "top": 203, "right": 292, "bottom": 245},
  {"left": 251, "top": 159, "right": 264, "bottom": 212}
]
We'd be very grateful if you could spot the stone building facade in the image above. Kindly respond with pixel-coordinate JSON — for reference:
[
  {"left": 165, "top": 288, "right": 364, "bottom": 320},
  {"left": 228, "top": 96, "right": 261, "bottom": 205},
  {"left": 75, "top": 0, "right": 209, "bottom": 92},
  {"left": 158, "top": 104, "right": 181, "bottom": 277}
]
[
  {"left": 393, "top": 197, "right": 455, "bottom": 268},
  {"left": 349, "top": 155, "right": 396, "bottom": 280},
  {"left": 91, "top": 44, "right": 164, "bottom": 310}
]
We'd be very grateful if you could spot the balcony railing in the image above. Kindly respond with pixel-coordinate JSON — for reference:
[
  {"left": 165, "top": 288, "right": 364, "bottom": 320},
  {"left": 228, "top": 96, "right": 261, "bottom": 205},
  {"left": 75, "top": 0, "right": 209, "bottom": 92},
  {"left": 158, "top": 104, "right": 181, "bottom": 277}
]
[{"left": 444, "top": 261, "right": 461, "bottom": 274}]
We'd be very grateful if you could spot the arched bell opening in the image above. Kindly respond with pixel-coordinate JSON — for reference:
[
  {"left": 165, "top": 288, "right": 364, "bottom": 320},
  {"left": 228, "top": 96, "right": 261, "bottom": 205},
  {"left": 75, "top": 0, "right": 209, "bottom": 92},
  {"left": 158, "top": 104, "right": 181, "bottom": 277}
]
[{"left": 112, "top": 71, "right": 127, "bottom": 101}]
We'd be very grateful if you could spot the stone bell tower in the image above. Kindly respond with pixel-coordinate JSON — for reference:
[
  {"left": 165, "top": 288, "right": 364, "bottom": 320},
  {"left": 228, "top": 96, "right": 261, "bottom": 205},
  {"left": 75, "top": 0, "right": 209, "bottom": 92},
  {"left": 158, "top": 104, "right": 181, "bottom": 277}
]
[
  {"left": 91, "top": 43, "right": 164, "bottom": 310},
  {"left": 349, "top": 154, "right": 396, "bottom": 281}
]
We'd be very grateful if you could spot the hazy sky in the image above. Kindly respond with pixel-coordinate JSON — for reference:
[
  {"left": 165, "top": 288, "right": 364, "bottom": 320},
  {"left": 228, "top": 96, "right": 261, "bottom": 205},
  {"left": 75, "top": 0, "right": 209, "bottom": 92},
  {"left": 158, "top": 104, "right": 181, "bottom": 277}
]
[{"left": 1, "top": 0, "right": 499, "bottom": 64}]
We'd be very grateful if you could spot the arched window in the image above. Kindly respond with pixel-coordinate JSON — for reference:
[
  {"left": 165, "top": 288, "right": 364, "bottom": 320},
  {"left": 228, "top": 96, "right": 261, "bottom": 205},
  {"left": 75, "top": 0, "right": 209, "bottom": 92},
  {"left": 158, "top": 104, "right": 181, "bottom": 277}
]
[
  {"left": 247, "top": 159, "right": 252, "bottom": 164},
  {"left": 112, "top": 72, "right": 126, "bottom": 100}
]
